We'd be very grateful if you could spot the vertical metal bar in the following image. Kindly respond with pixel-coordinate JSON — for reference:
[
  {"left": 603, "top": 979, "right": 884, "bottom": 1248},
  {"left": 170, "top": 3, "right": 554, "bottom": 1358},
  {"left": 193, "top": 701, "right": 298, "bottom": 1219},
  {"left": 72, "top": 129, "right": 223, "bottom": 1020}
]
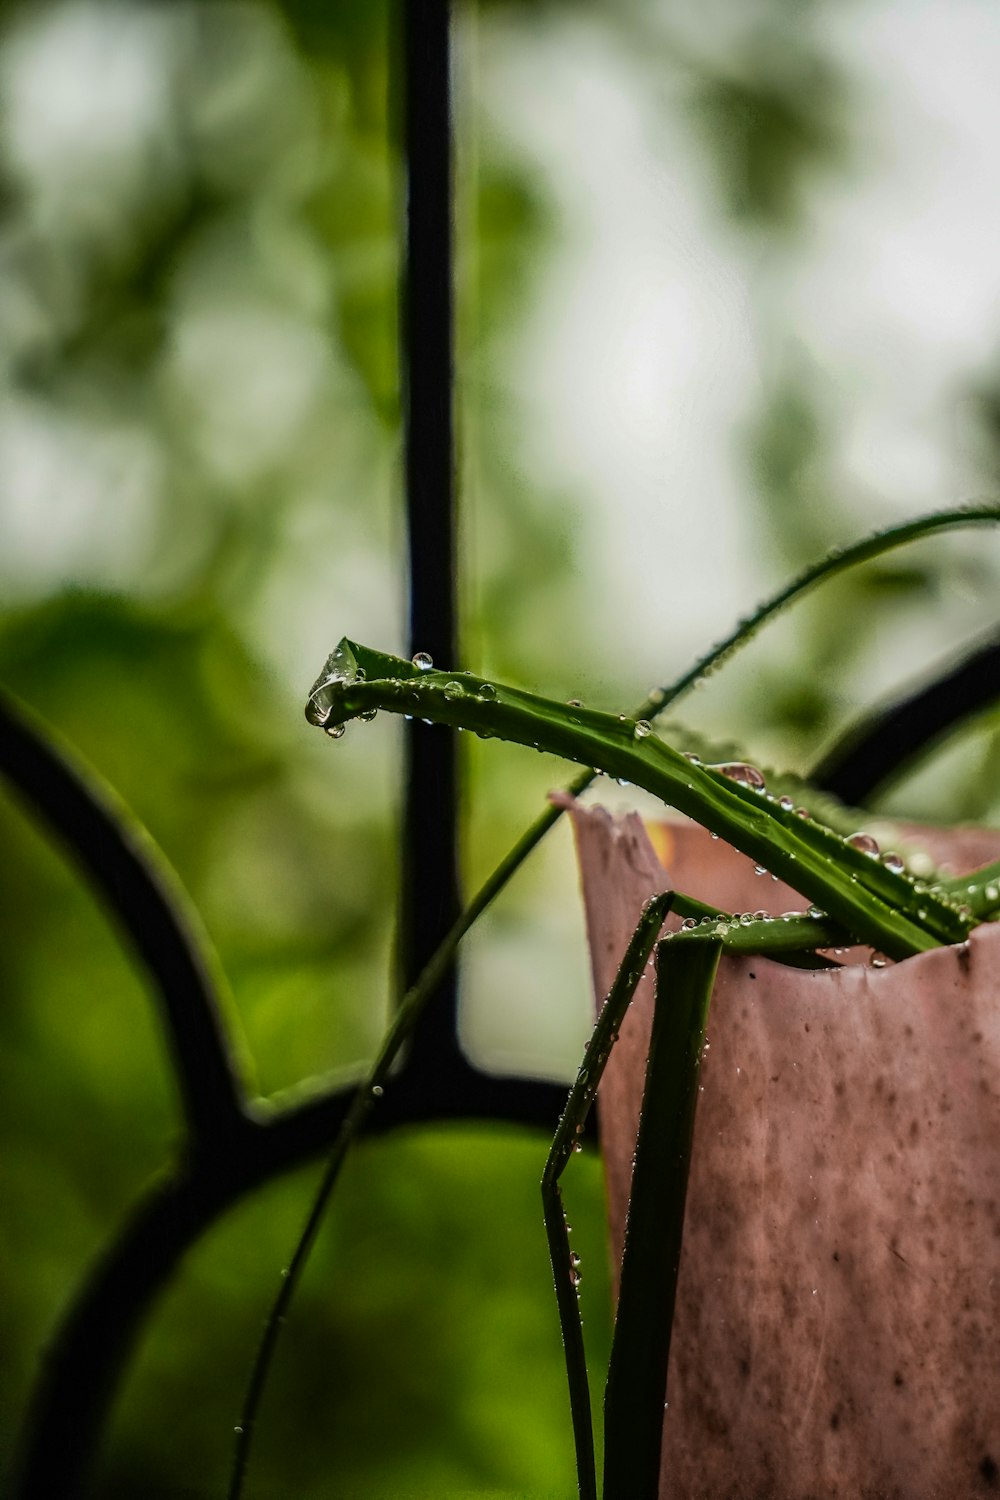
[{"left": 398, "top": 0, "right": 462, "bottom": 1065}]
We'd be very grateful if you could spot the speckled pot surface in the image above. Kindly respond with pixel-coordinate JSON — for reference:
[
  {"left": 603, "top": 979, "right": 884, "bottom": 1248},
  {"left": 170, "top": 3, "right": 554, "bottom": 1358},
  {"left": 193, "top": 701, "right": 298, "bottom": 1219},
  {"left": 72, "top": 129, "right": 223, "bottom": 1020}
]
[{"left": 565, "top": 802, "right": 1000, "bottom": 1500}]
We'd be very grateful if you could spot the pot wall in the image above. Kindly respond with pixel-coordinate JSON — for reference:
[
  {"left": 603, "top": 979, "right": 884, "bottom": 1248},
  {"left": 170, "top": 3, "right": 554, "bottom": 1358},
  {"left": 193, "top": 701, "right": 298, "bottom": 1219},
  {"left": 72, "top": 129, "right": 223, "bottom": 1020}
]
[{"left": 564, "top": 802, "right": 1000, "bottom": 1500}]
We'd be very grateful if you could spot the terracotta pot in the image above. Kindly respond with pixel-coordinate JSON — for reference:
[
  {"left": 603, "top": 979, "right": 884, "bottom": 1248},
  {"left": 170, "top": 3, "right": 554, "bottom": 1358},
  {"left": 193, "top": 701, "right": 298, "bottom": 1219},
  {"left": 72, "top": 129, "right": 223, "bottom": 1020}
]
[{"left": 563, "top": 800, "right": 1000, "bottom": 1500}]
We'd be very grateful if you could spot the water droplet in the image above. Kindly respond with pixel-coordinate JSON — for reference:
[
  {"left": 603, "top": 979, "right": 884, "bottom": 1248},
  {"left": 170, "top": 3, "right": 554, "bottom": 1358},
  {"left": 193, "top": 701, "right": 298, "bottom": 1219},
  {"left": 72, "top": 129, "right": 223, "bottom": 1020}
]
[
  {"left": 478, "top": 682, "right": 497, "bottom": 701},
  {"left": 778, "top": 795, "right": 794, "bottom": 812},
  {"left": 684, "top": 751, "right": 702, "bottom": 765},
  {"left": 412, "top": 651, "right": 433, "bottom": 671},
  {"left": 917, "top": 907, "right": 927, "bottom": 920},
  {"left": 371, "top": 1084, "right": 384, "bottom": 1097},
  {"left": 710, "top": 761, "right": 766, "bottom": 791},
  {"left": 881, "top": 852, "right": 905, "bottom": 874},
  {"left": 573, "top": 1141, "right": 583, "bottom": 1154},
  {"left": 359, "top": 707, "right": 378, "bottom": 722},
  {"left": 740, "top": 912, "right": 753, "bottom": 926},
  {"left": 710, "top": 831, "right": 720, "bottom": 840},
  {"left": 753, "top": 910, "right": 769, "bottom": 921},
  {"left": 325, "top": 723, "right": 347, "bottom": 740},
  {"left": 754, "top": 864, "right": 767, "bottom": 876},
  {"left": 808, "top": 906, "right": 825, "bottom": 919},
  {"left": 618, "top": 714, "right": 627, "bottom": 723},
  {"left": 846, "top": 832, "right": 880, "bottom": 857},
  {"left": 647, "top": 687, "right": 666, "bottom": 707},
  {"left": 306, "top": 639, "right": 359, "bottom": 724},
  {"left": 234, "top": 1425, "right": 244, "bottom": 1435},
  {"left": 987, "top": 885, "right": 999, "bottom": 903},
  {"left": 795, "top": 806, "right": 810, "bottom": 819},
  {"left": 871, "top": 954, "right": 887, "bottom": 969},
  {"left": 957, "top": 904, "right": 973, "bottom": 922},
  {"left": 567, "top": 698, "right": 583, "bottom": 708},
  {"left": 443, "top": 680, "right": 464, "bottom": 699},
  {"left": 634, "top": 719, "right": 652, "bottom": 739}
]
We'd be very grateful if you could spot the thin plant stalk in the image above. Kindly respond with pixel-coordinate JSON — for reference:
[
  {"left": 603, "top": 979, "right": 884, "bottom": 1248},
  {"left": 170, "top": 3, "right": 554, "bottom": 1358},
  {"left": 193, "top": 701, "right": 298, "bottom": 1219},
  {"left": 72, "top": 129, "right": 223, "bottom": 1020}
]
[{"left": 602, "top": 934, "right": 721, "bottom": 1499}]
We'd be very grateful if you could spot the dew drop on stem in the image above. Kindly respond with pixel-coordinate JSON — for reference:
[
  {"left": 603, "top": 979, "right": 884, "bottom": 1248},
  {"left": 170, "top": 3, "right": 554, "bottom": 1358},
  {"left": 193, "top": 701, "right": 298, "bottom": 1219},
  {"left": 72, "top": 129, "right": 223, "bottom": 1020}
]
[
  {"left": 881, "top": 852, "right": 905, "bottom": 874},
  {"left": 412, "top": 651, "right": 433, "bottom": 671},
  {"left": 710, "top": 762, "right": 766, "bottom": 791},
  {"left": 846, "top": 832, "right": 880, "bottom": 857},
  {"left": 443, "top": 680, "right": 464, "bottom": 699},
  {"left": 305, "top": 639, "right": 359, "bottom": 724},
  {"left": 634, "top": 719, "right": 652, "bottom": 739}
]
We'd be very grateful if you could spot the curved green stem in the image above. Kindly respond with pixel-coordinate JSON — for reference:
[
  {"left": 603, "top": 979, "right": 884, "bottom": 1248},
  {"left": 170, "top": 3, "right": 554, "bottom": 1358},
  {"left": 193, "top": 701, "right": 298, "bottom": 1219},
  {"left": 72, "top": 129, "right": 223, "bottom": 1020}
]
[{"left": 310, "top": 641, "right": 969, "bottom": 959}]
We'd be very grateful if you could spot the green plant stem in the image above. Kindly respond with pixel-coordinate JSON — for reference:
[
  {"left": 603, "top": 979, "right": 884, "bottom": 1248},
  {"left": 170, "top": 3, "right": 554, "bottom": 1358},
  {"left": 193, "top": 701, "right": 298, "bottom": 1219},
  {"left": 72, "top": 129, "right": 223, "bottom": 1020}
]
[
  {"left": 321, "top": 642, "right": 967, "bottom": 958},
  {"left": 542, "top": 891, "right": 676, "bottom": 1500},
  {"left": 602, "top": 933, "right": 722, "bottom": 1499}
]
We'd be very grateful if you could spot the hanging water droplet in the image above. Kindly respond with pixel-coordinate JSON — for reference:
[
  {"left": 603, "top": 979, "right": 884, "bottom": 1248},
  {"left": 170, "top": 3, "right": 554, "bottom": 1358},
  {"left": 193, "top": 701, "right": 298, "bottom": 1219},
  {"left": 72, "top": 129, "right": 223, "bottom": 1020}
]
[
  {"left": 881, "top": 852, "right": 905, "bottom": 874},
  {"left": 325, "top": 723, "right": 347, "bottom": 740},
  {"left": 443, "top": 680, "right": 464, "bottom": 699},
  {"left": 778, "top": 795, "right": 794, "bottom": 812},
  {"left": 305, "top": 639, "right": 360, "bottom": 724},
  {"left": 634, "top": 719, "right": 652, "bottom": 739},
  {"left": 412, "top": 651, "right": 433, "bottom": 671},
  {"left": 359, "top": 708, "right": 378, "bottom": 722},
  {"left": 846, "top": 832, "right": 880, "bottom": 857},
  {"left": 478, "top": 682, "right": 497, "bottom": 701},
  {"left": 710, "top": 762, "right": 766, "bottom": 791}
]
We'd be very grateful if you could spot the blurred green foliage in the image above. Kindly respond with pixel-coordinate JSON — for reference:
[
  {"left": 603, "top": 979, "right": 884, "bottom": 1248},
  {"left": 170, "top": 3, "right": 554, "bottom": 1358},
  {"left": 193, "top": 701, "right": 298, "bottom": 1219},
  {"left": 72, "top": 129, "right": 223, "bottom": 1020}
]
[{"left": 2, "top": 0, "right": 1000, "bottom": 1495}]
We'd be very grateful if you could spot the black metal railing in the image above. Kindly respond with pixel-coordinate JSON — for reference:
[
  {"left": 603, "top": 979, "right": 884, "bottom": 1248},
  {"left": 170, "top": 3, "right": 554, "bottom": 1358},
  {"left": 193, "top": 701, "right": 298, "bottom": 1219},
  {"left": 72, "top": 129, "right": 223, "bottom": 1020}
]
[{"left": 2, "top": 4, "right": 998, "bottom": 1496}]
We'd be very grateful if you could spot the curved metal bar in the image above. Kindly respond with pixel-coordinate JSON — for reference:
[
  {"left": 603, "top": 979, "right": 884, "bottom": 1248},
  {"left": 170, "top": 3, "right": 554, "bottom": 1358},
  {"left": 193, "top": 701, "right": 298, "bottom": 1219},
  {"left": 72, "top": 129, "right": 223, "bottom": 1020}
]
[
  {"left": 10, "top": 1065, "right": 568, "bottom": 1500},
  {"left": 811, "top": 625, "right": 1000, "bottom": 805},
  {"left": 0, "top": 689, "right": 248, "bottom": 1149}
]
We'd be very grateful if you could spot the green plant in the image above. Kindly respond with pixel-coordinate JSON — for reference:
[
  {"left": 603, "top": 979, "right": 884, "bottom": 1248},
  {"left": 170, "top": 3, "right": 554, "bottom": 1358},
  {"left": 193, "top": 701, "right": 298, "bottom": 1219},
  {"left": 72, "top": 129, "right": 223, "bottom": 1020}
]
[{"left": 230, "top": 503, "right": 1000, "bottom": 1499}]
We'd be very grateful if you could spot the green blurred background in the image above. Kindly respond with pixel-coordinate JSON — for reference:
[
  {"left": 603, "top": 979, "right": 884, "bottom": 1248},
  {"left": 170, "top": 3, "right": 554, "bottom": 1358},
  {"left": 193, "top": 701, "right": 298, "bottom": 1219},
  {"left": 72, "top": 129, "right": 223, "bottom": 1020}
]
[{"left": 2, "top": 1, "right": 1000, "bottom": 1494}]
